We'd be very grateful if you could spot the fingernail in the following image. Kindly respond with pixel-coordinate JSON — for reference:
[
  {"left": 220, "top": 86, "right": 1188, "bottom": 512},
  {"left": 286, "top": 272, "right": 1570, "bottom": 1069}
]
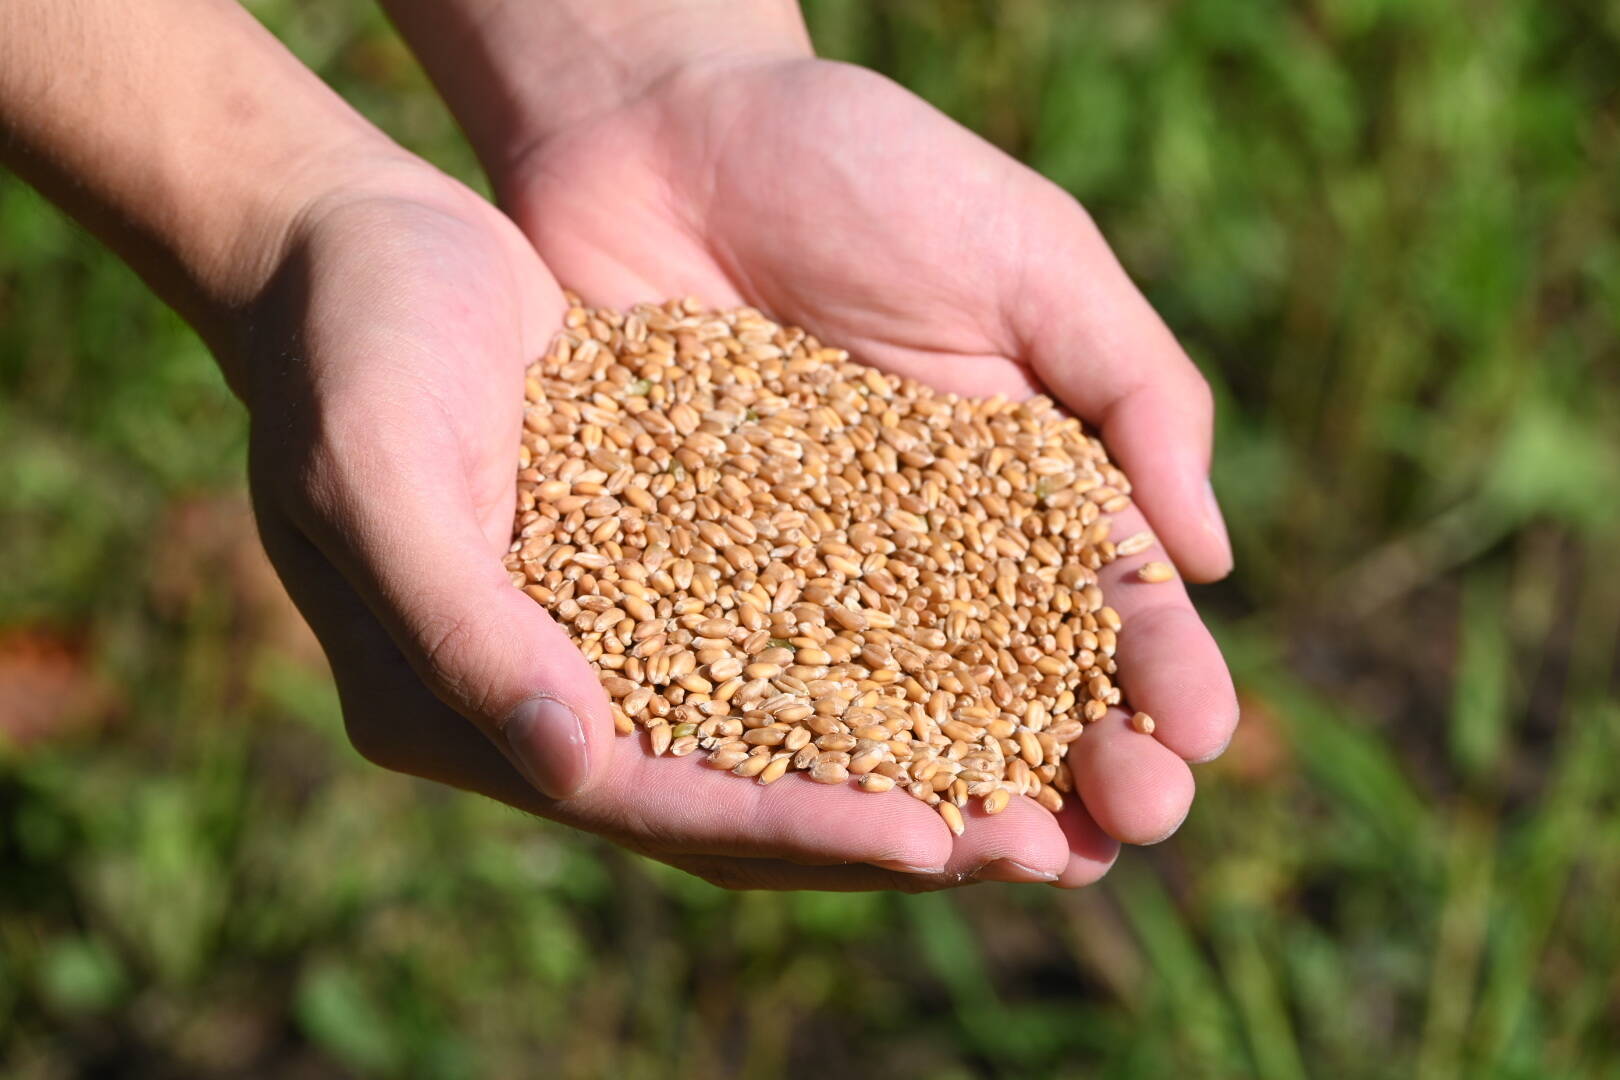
[
  {"left": 973, "top": 859, "right": 1060, "bottom": 884},
  {"left": 1203, "top": 478, "right": 1233, "bottom": 569},
  {"left": 503, "top": 694, "right": 588, "bottom": 799},
  {"left": 872, "top": 859, "right": 947, "bottom": 876}
]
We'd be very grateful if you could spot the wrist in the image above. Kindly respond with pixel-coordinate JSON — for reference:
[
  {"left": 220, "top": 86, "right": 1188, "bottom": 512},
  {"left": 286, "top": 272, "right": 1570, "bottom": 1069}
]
[
  {"left": 196, "top": 138, "right": 426, "bottom": 344},
  {"left": 0, "top": 0, "right": 435, "bottom": 381},
  {"left": 215, "top": 149, "right": 479, "bottom": 393},
  {"left": 382, "top": 0, "right": 813, "bottom": 189}
]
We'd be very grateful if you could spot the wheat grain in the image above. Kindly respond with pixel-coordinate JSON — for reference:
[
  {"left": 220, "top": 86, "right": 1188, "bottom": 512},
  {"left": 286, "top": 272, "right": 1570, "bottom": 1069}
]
[
  {"left": 507, "top": 297, "right": 1143, "bottom": 825},
  {"left": 1115, "top": 531, "right": 1156, "bottom": 557}
]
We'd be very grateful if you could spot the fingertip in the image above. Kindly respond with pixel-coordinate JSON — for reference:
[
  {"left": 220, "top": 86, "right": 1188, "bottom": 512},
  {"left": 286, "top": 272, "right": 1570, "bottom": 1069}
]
[
  {"left": 1051, "top": 852, "right": 1117, "bottom": 889},
  {"left": 1141, "top": 802, "right": 1192, "bottom": 846},
  {"left": 754, "top": 774, "right": 956, "bottom": 871},
  {"left": 976, "top": 860, "right": 1061, "bottom": 884},
  {"left": 488, "top": 587, "right": 620, "bottom": 795},
  {"left": 1051, "top": 798, "right": 1120, "bottom": 889},
  {"left": 1130, "top": 470, "right": 1231, "bottom": 585},
  {"left": 1187, "top": 728, "right": 1236, "bottom": 765},
  {"left": 951, "top": 796, "right": 1071, "bottom": 883},
  {"left": 1174, "top": 547, "right": 1233, "bottom": 586},
  {"left": 1167, "top": 481, "right": 1233, "bottom": 583},
  {"left": 1197, "top": 477, "right": 1234, "bottom": 579},
  {"left": 824, "top": 780, "right": 959, "bottom": 873},
  {"left": 1104, "top": 596, "right": 1238, "bottom": 765},
  {"left": 1071, "top": 712, "right": 1197, "bottom": 846},
  {"left": 873, "top": 815, "right": 957, "bottom": 875}
]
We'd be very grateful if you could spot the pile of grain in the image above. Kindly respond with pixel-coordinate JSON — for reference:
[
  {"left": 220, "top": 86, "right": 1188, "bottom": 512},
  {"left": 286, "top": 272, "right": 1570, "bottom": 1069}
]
[{"left": 505, "top": 297, "right": 1159, "bottom": 833}]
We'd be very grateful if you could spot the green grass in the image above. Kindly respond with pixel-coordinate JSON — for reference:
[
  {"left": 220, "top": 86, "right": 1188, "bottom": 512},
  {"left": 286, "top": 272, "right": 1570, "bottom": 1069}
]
[{"left": 3, "top": 1, "right": 1618, "bottom": 1076}]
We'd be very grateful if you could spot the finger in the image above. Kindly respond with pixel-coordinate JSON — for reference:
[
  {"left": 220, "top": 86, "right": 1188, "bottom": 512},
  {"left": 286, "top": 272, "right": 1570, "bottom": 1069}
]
[
  {"left": 254, "top": 519, "right": 957, "bottom": 872},
  {"left": 1069, "top": 708, "right": 1196, "bottom": 845},
  {"left": 1006, "top": 195, "right": 1231, "bottom": 582},
  {"left": 254, "top": 506, "right": 552, "bottom": 797},
  {"left": 569, "top": 747, "right": 956, "bottom": 873},
  {"left": 1099, "top": 505, "right": 1240, "bottom": 763},
  {"left": 261, "top": 367, "right": 618, "bottom": 800},
  {"left": 938, "top": 792, "right": 1072, "bottom": 883},
  {"left": 1050, "top": 796, "right": 1120, "bottom": 889},
  {"left": 311, "top": 472, "right": 608, "bottom": 799},
  {"left": 656, "top": 854, "right": 961, "bottom": 893},
  {"left": 249, "top": 214, "right": 611, "bottom": 801},
  {"left": 264, "top": 507, "right": 956, "bottom": 871}
]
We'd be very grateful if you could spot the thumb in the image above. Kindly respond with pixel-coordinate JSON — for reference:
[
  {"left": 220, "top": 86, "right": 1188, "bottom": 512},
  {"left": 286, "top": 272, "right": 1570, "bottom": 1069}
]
[
  {"left": 279, "top": 426, "right": 614, "bottom": 801},
  {"left": 398, "top": 538, "right": 611, "bottom": 802}
]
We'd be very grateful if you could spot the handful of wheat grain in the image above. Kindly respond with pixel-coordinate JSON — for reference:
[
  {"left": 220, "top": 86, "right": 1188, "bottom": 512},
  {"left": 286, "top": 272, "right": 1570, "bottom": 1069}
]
[{"left": 505, "top": 297, "right": 1161, "bottom": 835}]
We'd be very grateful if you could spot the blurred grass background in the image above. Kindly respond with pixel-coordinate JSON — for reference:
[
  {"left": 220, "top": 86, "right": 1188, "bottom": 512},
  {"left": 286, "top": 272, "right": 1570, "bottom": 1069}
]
[{"left": 3, "top": 0, "right": 1618, "bottom": 1076}]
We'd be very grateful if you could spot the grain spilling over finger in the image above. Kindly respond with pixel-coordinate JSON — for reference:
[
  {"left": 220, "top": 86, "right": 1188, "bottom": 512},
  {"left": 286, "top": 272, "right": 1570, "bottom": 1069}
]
[
  {"left": 952, "top": 793, "right": 1072, "bottom": 882},
  {"left": 1049, "top": 797, "right": 1120, "bottom": 889},
  {"left": 1068, "top": 710, "right": 1196, "bottom": 845},
  {"left": 1089, "top": 525, "right": 1238, "bottom": 762}
]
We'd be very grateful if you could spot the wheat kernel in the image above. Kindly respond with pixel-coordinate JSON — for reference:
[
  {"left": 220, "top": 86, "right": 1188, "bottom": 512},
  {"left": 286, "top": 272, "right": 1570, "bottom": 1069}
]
[{"left": 511, "top": 299, "right": 1145, "bottom": 830}]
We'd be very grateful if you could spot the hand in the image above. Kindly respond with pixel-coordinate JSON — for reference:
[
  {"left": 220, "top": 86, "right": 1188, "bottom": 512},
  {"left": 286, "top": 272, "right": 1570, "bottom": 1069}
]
[
  {"left": 5, "top": 0, "right": 1028, "bottom": 891},
  {"left": 487, "top": 56, "right": 1241, "bottom": 886},
  {"left": 242, "top": 164, "right": 991, "bottom": 892}
]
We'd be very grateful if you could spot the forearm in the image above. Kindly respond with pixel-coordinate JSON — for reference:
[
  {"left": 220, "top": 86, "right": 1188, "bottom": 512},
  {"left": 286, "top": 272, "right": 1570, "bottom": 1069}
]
[
  {"left": 0, "top": 0, "right": 408, "bottom": 368},
  {"left": 379, "top": 0, "right": 811, "bottom": 182}
]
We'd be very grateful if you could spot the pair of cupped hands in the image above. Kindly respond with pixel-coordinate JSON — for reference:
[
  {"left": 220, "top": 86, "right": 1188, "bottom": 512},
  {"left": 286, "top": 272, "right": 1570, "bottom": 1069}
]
[{"left": 251, "top": 52, "right": 1238, "bottom": 891}]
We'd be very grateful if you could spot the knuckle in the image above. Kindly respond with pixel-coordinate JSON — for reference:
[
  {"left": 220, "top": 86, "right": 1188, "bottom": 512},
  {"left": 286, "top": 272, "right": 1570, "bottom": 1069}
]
[
  {"left": 337, "top": 694, "right": 405, "bottom": 772},
  {"left": 1035, "top": 180, "right": 1101, "bottom": 249},
  {"left": 1061, "top": 190, "right": 1101, "bottom": 239},
  {"left": 413, "top": 612, "right": 503, "bottom": 718},
  {"left": 1185, "top": 368, "right": 1215, "bottom": 419},
  {"left": 693, "top": 860, "right": 771, "bottom": 892},
  {"left": 606, "top": 803, "right": 684, "bottom": 859},
  {"left": 890, "top": 871, "right": 960, "bottom": 895}
]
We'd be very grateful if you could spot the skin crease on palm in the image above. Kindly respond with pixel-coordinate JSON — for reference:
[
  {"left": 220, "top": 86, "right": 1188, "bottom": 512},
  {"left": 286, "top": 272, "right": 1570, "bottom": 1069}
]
[{"left": 253, "top": 64, "right": 1238, "bottom": 894}]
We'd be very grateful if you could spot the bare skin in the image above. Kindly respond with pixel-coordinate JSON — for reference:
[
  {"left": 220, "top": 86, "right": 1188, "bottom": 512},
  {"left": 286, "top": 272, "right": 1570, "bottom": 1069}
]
[{"left": 6, "top": 0, "right": 1238, "bottom": 891}]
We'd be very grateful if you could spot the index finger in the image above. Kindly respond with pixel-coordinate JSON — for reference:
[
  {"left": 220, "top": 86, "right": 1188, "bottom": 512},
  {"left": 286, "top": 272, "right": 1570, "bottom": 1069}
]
[
  {"left": 1006, "top": 194, "right": 1233, "bottom": 582},
  {"left": 1094, "top": 504, "right": 1239, "bottom": 764}
]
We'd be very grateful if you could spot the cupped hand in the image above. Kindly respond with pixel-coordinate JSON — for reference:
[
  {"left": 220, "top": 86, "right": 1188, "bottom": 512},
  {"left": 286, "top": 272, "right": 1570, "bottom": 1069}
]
[
  {"left": 492, "top": 57, "right": 1241, "bottom": 886},
  {"left": 241, "top": 163, "right": 1025, "bottom": 892}
]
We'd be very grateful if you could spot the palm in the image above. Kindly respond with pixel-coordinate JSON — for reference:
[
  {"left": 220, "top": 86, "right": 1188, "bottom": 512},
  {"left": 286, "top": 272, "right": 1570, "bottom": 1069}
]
[
  {"left": 501, "top": 59, "right": 1239, "bottom": 876},
  {"left": 249, "top": 188, "right": 556, "bottom": 563},
  {"left": 252, "top": 183, "right": 1043, "bottom": 888},
  {"left": 509, "top": 61, "right": 1042, "bottom": 397}
]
